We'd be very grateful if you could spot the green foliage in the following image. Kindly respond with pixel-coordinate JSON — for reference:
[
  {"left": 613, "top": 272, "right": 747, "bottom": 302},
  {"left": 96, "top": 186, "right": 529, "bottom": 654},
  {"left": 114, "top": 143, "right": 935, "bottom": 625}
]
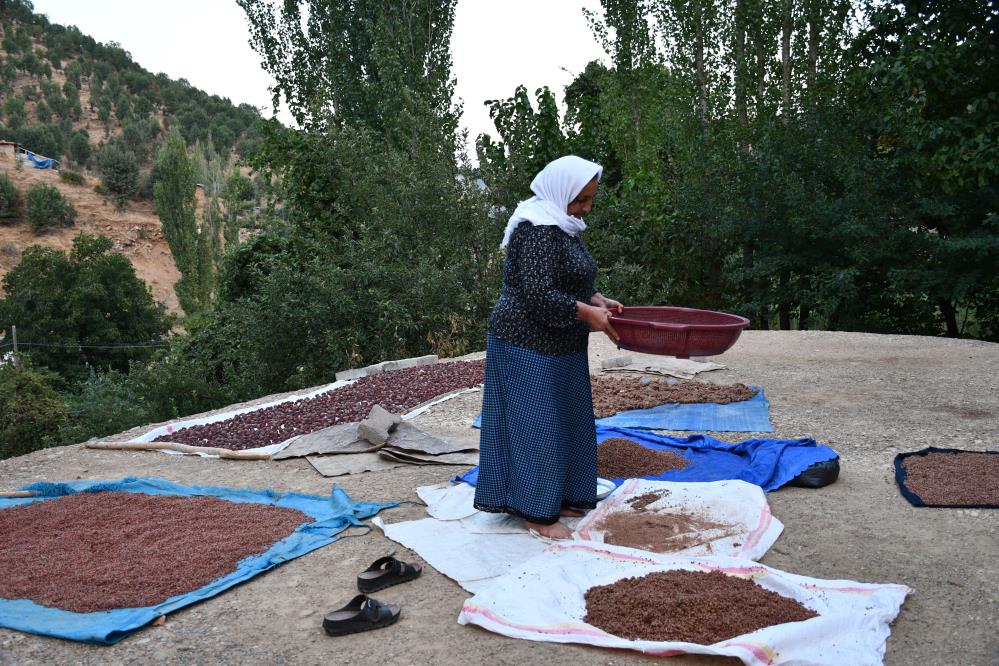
[
  {"left": 3, "top": 96, "right": 26, "bottom": 129},
  {"left": 68, "top": 130, "right": 90, "bottom": 165},
  {"left": 98, "top": 139, "right": 139, "bottom": 209},
  {"left": 0, "top": 172, "right": 21, "bottom": 221},
  {"left": 154, "top": 128, "right": 205, "bottom": 314},
  {"left": 59, "top": 169, "right": 85, "bottom": 186},
  {"left": 25, "top": 182, "right": 75, "bottom": 230},
  {"left": 0, "top": 363, "right": 68, "bottom": 460},
  {"left": 0, "top": 234, "right": 171, "bottom": 382},
  {"left": 34, "top": 99, "right": 50, "bottom": 123}
]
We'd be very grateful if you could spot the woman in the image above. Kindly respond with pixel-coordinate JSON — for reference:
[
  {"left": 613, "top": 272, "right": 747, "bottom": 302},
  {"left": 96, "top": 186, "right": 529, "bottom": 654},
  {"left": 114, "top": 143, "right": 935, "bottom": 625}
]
[{"left": 474, "top": 155, "right": 622, "bottom": 540}]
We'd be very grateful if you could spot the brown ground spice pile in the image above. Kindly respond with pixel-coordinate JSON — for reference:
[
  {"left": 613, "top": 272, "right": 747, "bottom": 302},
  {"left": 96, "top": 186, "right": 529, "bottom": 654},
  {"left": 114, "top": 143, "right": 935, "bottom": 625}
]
[
  {"left": 598, "top": 438, "right": 690, "bottom": 479},
  {"left": 0, "top": 492, "right": 309, "bottom": 612},
  {"left": 627, "top": 490, "right": 668, "bottom": 511},
  {"left": 599, "top": 510, "right": 734, "bottom": 553},
  {"left": 591, "top": 377, "right": 757, "bottom": 419},
  {"left": 902, "top": 451, "right": 999, "bottom": 506},
  {"left": 584, "top": 570, "right": 817, "bottom": 644}
]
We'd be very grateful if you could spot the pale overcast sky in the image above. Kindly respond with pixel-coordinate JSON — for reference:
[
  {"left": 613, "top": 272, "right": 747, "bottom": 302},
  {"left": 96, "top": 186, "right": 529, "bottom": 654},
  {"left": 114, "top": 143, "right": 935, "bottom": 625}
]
[{"left": 31, "top": 0, "right": 607, "bottom": 157}]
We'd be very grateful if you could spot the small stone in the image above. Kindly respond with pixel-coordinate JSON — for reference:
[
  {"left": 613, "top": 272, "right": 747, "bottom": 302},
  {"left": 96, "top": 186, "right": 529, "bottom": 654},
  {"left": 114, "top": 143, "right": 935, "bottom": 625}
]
[{"left": 639, "top": 377, "right": 652, "bottom": 386}]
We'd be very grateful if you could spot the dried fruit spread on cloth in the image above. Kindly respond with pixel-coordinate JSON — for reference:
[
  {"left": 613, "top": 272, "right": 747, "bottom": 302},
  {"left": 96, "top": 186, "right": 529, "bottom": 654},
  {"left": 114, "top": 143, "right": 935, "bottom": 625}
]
[
  {"left": 584, "top": 570, "right": 817, "bottom": 644},
  {"left": 597, "top": 438, "right": 691, "bottom": 479},
  {"left": 902, "top": 451, "right": 999, "bottom": 505},
  {"left": 0, "top": 492, "right": 308, "bottom": 612},
  {"left": 590, "top": 376, "right": 757, "bottom": 419},
  {"left": 156, "top": 360, "right": 484, "bottom": 450}
]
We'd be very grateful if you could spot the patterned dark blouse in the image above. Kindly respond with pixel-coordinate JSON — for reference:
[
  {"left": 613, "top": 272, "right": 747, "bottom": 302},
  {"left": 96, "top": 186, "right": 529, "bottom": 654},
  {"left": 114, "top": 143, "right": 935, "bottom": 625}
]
[{"left": 489, "top": 221, "right": 598, "bottom": 355}]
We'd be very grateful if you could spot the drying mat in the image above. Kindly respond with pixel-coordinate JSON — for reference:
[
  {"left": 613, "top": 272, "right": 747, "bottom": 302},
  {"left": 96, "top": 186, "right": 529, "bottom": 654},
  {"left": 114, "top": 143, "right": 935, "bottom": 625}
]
[
  {"left": 473, "top": 386, "right": 772, "bottom": 432},
  {"left": 600, "top": 356, "right": 726, "bottom": 379},
  {"left": 457, "top": 426, "right": 838, "bottom": 492},
  {"left": 894, "top": 447, "right": 999, "bottom": 508},
  {"left": 574, "top": 479, "right": 782, "bottom": 560},
  {"left": 374, "top": 480, "right": 780, "bottom": 593},
  {"left": 276, "top": 421, "right": 477, "bottom": 460},
  {"left": 458, "top": 542, "right": 910, "bottom": 665},
  {"left": 0, "top": 477, "right": 394, "bottom": 644},
  {"left": 595, "top": 385, "right": 772, "bottom": 432}
]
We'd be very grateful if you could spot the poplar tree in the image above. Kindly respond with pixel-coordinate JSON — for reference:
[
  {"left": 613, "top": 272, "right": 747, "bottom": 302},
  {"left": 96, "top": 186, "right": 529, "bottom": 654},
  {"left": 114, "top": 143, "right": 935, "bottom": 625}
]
[{"left": 153, "top": 128, "right": 201, "bottom": 314}]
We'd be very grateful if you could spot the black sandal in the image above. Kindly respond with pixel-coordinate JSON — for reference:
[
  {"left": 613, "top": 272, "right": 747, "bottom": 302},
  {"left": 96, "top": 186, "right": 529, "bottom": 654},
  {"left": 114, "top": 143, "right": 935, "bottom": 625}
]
[
  {"left": 322, "top": 594, "right": 400, "bottom": 636},
  {"left": 357, "top": 554, "right": 423, "bottom": 593}
]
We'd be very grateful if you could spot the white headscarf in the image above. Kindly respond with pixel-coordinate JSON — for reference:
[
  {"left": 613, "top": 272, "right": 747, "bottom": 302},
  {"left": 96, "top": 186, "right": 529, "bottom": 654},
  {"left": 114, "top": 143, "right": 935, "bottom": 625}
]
[{"left": 500, "top": 155, "right": 603, "bottom": 248}]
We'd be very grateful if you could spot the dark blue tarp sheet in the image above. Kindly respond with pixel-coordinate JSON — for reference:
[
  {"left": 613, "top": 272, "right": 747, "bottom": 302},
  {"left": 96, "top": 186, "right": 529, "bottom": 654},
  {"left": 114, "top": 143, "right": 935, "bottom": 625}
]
[
  {"left": 456, "top": 425, "right": 838, "bottom": 492},
  {"left": 0, "top": 477, "right": 395, "bottom": 644}
]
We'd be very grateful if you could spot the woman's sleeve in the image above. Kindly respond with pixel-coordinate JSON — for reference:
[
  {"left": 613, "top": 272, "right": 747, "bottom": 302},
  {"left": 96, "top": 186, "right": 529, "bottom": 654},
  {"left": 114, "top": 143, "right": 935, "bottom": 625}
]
[{"left": 516, "top": 227, "right": 579, "bottom": 329}]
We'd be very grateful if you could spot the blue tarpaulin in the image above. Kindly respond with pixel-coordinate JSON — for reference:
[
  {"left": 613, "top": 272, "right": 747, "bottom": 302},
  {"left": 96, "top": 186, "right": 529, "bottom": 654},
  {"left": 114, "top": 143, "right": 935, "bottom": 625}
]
[
  {"left": 0, "top": 477, "right": 395, "bottom": 645},
  {"left": 473, "top": 386, "right": 773, "bottom": 433},
  {"left": 456, "top": 425, "right": 838, "bottom": 492},
  {"left": 24, "top": 151, "right": 55, "bottom": 169}
]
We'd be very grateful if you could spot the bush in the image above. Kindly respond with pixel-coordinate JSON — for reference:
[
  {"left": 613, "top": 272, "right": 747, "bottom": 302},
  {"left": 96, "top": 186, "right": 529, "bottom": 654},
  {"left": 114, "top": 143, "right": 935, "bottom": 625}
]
[
  {"left": 25, "top": 182, "right": 76, "bottom": 230},
  {"left": 0, "top": 173, "right": 22, "bottom": 221},
  {"left": 0, "top": 234, "right": 171, "bottom": 382},
  {"left": 59, "top": 169, "right": 86, "bottom": 186},
  {"left": 0, "top": 363, "right": 68, "bottom": 460},
  {"left": 98, "top": 140, "right": 138, "bottom": 209},
  {"left": 68, "top": 130, "right": 91, "bottom": 166}
]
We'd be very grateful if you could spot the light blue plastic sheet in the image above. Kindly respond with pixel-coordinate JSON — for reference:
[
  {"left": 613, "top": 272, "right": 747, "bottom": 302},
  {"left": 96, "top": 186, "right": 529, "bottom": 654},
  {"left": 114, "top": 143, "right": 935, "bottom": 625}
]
[
  {"left": 0, "top": 477, "right": 395, "bottom": 645},
  {"left": 457, "top": 425, "right": 838, "bottom": 492},
  {"left": 473, "top": 386, "right": 773, "bottom": 432}
]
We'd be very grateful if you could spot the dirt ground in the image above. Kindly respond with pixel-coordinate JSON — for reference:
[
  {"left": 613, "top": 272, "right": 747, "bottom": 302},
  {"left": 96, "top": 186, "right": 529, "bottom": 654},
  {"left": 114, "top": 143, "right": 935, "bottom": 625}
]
[{"left": 0, "top": 330, "right": 996, "bottom": 665}]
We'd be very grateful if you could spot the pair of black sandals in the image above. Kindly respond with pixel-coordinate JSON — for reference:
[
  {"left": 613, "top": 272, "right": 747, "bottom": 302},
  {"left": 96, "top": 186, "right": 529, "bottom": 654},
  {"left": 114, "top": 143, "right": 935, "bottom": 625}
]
[{"left": 322, "top": 554, "right": 423, "bottom": 636}]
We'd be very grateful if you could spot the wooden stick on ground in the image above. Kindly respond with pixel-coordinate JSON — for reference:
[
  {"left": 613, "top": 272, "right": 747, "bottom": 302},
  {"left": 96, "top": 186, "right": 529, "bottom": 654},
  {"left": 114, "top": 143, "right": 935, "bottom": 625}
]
[
  {"left": 86, "top": 440, "right": 273, "bottom": 461},
  {"left": 0, "top": 490, "right": 35, "bottom": 498}
]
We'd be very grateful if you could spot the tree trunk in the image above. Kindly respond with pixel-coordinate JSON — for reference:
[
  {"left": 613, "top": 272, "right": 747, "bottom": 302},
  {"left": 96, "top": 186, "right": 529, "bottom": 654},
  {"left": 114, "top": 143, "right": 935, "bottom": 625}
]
[
  {"left": 799, "top": 303, "right": 810, "bottom": 330},
  {"left": 758, "top": 306, "right": 770, "bottom": 330},
  {"left": 940, "top": 299, "right": 959, "bottom": 337},
  {"left": 734, "top": 0, "right": 749, "bottom": 130},
  {"left": 694, "top": 1, "right": 709, "bottom": 124},
  {"left": 781, "top": 0, "right": 793, "bottom": 121},
  {"left": 779, "top": 270, "right": 791, "bottom": 330}
]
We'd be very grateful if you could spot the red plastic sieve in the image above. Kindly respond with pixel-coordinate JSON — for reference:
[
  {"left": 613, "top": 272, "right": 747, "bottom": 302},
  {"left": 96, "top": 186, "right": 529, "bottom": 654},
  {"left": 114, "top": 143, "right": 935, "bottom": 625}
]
[{"left": 608, "top": 306, "right": 750, "bottom": 358}]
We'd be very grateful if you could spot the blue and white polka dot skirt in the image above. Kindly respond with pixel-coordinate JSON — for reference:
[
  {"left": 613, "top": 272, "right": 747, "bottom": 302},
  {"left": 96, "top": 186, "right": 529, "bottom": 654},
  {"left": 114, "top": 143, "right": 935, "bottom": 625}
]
[{"left": 473, "top": 333, "right": 597, "bottom": 525}]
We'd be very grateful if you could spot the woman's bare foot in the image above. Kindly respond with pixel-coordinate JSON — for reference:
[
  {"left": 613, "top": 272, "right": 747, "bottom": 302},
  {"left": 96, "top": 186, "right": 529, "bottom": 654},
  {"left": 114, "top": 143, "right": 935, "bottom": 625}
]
[
  {"left": 525, "top": 520, "right": 572, "bottom": 540},
  {"left": 559, "top": 508, "right": 586, "bottom": 518}
]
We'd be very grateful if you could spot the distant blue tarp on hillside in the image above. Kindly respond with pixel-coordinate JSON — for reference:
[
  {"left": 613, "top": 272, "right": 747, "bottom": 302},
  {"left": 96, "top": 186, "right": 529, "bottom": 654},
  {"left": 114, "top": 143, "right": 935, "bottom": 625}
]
[
  {"left": 0, "top": 477, "right": 395, "bottom": 645},
  {"left": 25, "top": 151, "right": 55, "bottom": 169}
]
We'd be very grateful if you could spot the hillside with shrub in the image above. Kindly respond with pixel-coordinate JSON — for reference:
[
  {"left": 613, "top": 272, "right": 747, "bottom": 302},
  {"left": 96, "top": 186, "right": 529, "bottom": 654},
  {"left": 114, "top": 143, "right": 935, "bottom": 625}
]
[{"left": 0, "top": 0, "right": 267, "bottom": 315}]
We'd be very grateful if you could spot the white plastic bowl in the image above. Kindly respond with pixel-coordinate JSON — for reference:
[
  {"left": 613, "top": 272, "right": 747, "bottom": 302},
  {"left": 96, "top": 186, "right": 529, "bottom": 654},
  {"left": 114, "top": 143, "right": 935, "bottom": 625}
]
[{"left": 596, "top": 477, "right": 616, "bottom": 501}]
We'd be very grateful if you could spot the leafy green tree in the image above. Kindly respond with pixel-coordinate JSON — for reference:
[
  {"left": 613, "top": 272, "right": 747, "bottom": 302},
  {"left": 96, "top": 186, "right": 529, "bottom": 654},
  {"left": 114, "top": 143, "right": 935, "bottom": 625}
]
[
  {"left": 853, "top": 0, "right": 999, "bottom": 339},
  {"left": 0, "top": 234, "right": 170, "bottom": 382},
  {"left": 239, "top": 0, "right": 461, "bottom": 153},
  {"left": 3, "top": 96, "right": 26, "bottom": 130},
  {"left": 34, "top": 99, "right": 51, "bottom": 123},
  {"left": 0, "top": 363, "right": 68, "bottom": 460},
  {"left": 153, "top": 129, "right": 203, "bottom": 314},
  {"left": 68, "top": 130, "right": 91, "bottom": 166},
  {"left": 25, "top": 182, "right": 75, "bottom": 230},
  {"left": 98, "top": 139, "right": 139, "bottom": 209},
  {"left": 0, "top": 172, "right": 22, "bottom": 221}
]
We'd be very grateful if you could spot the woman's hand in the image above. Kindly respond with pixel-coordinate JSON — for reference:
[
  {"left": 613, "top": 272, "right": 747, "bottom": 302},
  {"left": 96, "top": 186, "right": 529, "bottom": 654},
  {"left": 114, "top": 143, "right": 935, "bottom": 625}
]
[
  {"left": 591, "top": 292, "right": 624, "bottom": 314},
  {"left": 577, "top": 302, "right": 620, "bottom": 343}
]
